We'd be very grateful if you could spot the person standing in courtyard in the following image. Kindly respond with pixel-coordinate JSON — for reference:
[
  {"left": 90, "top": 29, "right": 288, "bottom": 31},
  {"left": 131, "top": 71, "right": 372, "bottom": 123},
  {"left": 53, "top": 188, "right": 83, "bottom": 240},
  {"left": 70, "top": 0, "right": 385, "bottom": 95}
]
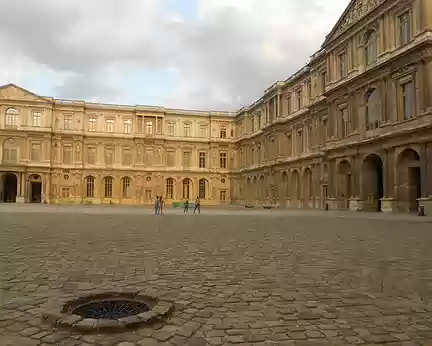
[
  {"left": 184, "top": 199, "right": 189, "bottom": 212},
  {"left": 154, "top": 196, "right": 160, "bottom": 215},
  {"left": 193, "top": 196, "right": 201, "bottom": 214},
  {"left": 159, "top": 196, "right": 164, "bottom": 216}
]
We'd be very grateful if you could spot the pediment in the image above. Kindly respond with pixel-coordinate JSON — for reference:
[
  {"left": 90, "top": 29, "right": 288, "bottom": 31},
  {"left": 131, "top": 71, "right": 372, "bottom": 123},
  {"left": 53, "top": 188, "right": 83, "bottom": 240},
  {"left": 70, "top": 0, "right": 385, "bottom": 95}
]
[
  {"left": 323, "top": 0, "right": 385, "bottom": 46},
  {"left": 0, "top": 84, "right": 51, "bottom": 103}
]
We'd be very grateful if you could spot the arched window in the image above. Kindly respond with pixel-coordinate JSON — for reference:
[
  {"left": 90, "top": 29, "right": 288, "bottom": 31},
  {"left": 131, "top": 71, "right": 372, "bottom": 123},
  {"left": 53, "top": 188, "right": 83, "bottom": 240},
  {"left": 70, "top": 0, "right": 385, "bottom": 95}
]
[
  {"left": 365, "top": 30, "right": 377, "bottom": 65},
  {"left": 199, "top": 179, "right": 207, "bottom": 199},
  {"left": 3, "top": 138, "right": 18, "bottom": 163},
  {"left": 366, "top": 88, "right": 381, "bottom": 130},
  {"left": 104, "top": 176, "right": 113, "bottom": 198},
  {"left": 85, "top": 176, "right": 95, "bottom": 197},
  {"left": 166, "top": 178, "right": 174, "bottom": 199},
  {"left": 122, "top": 177, "right": 131, "bottom": 198},
  {"left": 5, "top": 108, "right": 18, "bottom": 126},
  {"left": 183, "top": 179, "right": 191, "bottom": 199}
]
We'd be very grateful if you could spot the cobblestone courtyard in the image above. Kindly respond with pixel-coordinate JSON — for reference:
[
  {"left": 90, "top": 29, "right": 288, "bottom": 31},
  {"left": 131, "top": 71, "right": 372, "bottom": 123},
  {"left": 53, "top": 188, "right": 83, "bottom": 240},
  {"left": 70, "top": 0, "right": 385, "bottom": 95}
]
[{"left": 1, "top": 205, "right": 432, "bottom": 346}]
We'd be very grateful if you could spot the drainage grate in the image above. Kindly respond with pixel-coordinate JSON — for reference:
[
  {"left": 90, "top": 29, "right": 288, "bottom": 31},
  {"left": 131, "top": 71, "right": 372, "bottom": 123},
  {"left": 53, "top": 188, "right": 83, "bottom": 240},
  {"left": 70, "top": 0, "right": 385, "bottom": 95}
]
[
  {"left": 72, "top": 299, "right": 150, "bottom": 320},
  {"left": 43, "top": 291, "right": 174, "bottom": 332}
]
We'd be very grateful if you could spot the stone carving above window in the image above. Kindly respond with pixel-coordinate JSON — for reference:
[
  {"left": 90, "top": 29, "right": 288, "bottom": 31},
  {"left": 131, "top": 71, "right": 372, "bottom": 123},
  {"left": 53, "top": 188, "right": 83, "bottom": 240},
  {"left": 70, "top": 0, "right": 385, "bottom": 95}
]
[{"left": 330, "top": 0, "right": 385, "bottom": 41}]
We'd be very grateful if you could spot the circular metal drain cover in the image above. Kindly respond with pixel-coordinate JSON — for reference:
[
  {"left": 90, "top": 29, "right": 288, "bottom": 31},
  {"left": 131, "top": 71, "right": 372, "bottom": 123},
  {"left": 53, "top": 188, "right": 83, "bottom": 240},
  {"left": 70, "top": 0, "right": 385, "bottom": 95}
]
[
  {"left": 73, "top": 299, "right": 150, "bottom": 320},
  {"left": 42, "top": 290, "right": 174, "bottom": 333}
]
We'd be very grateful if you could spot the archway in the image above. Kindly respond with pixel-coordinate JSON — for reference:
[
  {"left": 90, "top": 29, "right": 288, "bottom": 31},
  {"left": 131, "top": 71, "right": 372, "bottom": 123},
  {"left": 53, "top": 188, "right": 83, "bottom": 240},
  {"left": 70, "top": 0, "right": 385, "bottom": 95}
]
[
  {"left": 2, "top": 173, "right": 18, "bottom": 203},
  {"left": 259, "top": 175, "right": 265, "bottom": 203},
  {"left": 302, "top": 168, "right": 313, "bottom": 199},
  {"left": 182, "top": 178, "right": 192, "bottom": 199},
  {"left": 291, "top": 170, "right": 300, "bottom": 208},
  {"left": 362, "top": 154, "right": 383, "bottom": 212},
  {"left": 279, "top": 171, "right": 288, "bottom": 207},
  {"left": 397, "top": 148, "right": 421, "bottom": 212},
  {"left": 338, "top": 160, "right": 352, "bottom": 209},
  {"left": 29, "top": 174, "right": 42, "bottom": 203}
]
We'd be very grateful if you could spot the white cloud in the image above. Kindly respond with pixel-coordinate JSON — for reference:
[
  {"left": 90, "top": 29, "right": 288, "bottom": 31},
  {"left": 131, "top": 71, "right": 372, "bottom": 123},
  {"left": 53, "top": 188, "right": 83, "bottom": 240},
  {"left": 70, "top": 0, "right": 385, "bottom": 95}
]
[{"left": 0, "top": 0, "right": 350, "bottom": 110}]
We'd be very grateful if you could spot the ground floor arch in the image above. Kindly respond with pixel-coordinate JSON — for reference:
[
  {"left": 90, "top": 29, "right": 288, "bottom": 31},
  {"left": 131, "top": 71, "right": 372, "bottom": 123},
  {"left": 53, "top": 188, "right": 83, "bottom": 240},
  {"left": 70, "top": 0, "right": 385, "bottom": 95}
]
[
  {"left": 337, "top": 160, "right": 352, "bottom": 209},
  {"left": 2, "top": 173, "right": 18, "bottom": 203},
  {"left": 397, "top": 148, "right": 421, "bottom": 212},
  {"left": 28, "top": 174, "right": 43, "bottom": 203},
  {"left": 362, "top": 154, "right": 383, "bottom": 212}
]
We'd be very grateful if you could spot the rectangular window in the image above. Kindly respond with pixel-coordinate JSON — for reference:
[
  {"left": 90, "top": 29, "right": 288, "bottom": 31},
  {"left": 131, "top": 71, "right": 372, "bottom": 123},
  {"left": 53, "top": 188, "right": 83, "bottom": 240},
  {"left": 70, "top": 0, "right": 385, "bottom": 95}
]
[
  {"left": 105, "top": 147, "right": 114, "bottom": 165},
  {"left": 88, "top": 117, "right": 96, "bottom": 132},
  {"left": 32, "top": 111, "right": 42, "bottom": 127},
  {"left": 298, "top": 131, "right": 304, "bottom": 153},
  {"left": 3, "top": 147, "right": 17, "bottom": 163},
  {"left": 87, "top": 147, "right": 96, "bottom": 164},
  {"left": 64, "top": 115, "right": 72, "bottom": 130},
  {"left": 145, "top": 120, "right": 153, "bottom": 135},
  {"left": 122, "top": 148, "right": 132, "bottom": 166},
  {"left": 219, "top": 190, "right": 227, "bottom": 201},
  {"left": 307, "top": 82, "right": 312, "bottom": 101},
  {"left": 323, "top": 119, "right": 328, "bottom": 142},
  {"left": 251, "top": 117, "right": 255, "bottom": 132},
  {"left": 62, "top": 188, "right": 70, "bottom": 199},
  {"left": 145, "top": 148, "right": 153, "bottom": 166},
  {"left": 137, "top": 116, "right": 143, "bottom": 133},
  {"left": 145, "top": 189, "right": 152, "bottom": 200},
  {"left": 308, "top": 124, "right": 313, "bottom": 148},
  {"left": 199, "top": 124, "right": 207, "bottom": 137},
  {"left": 287, "top": 95, "right": 292, "bottom": 114},
  {"left": 321, "top": 71, "right": 327, "bottom": 93},
  {"left": 63, "top": 145, "right": 72, "bottom": 164},
  {"left": 106, "top": 119, "right": 114, "bottom": 133},
  {"left": 167, "top": 151, "right": 175, "bottom": 167},
  {"left": 167, "top": 122, "right": 175, "bottom": 136},
  {"left": 199, "top": 152, "right": 206, "bottom": 168},
  {"left": 124, "top": 119, "right": 132, "bottom": 134},
  {"left": 31, "top": 142, "right": 40, "bottom": 161},
  {"left": 220, "top": 125, "right": 227, "bottom": 138},
  {"left": 219, "top": 152, "right": 227, "bottom": 169},
  {"left": 297, "top": 89, "right": 303, "bottom": 109},
  {"left": 183, "top": 151, "right": 191, "bottom": 167},
  {"left": 399, "top": 12, "right": 411, "bottom": 45},
  {"left": 339, "top": 51, "right": 347, "bottom": 78},
  {"left": 402, "top": 81, "right": 415, "bottom": 120},
  {"left": 184, "top": 123, "right": 191, "bottom": 137},
  {"left": 339, "top": 107, "right": 349, "bottom": 138},
  {"left": 6, "top": 110, "right": 18, "bottom": 126}
]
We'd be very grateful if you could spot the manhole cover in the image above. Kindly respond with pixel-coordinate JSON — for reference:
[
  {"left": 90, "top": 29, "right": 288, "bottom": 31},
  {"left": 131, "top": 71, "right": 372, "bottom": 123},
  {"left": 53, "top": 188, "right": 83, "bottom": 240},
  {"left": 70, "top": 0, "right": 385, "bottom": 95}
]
[
  {"left": 42, "top": 290, "right": 174, "bottom": 333},
  {"left": 73, "top": 299, "right": 150, "bottom": 320}
]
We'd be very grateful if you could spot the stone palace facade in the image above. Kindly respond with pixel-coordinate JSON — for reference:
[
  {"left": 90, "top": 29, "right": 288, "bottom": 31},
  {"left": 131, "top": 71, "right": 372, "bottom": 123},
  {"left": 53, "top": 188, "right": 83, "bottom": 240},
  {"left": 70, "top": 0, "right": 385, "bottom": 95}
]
[{"left": 1, "top": 0, "right": 432, "bottom": 213}]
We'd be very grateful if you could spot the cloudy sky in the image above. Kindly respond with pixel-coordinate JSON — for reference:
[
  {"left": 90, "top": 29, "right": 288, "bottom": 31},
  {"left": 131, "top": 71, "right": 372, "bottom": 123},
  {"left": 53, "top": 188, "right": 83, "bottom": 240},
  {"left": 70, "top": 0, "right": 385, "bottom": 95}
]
[{"left": 0, "top": 0, "right": 349, "bottom": 111}]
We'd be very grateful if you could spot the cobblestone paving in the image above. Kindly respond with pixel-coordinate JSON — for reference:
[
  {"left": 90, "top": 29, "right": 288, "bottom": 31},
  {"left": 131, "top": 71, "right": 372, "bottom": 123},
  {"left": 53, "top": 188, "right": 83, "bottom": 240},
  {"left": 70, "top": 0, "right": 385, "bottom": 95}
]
[{"left": 1, "top": 205, "right": 432, "bottom": 346}]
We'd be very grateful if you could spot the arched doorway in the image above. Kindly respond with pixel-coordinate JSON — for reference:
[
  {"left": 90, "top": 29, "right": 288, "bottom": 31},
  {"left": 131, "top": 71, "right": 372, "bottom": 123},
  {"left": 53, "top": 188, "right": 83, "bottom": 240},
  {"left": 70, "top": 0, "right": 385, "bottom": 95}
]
[
  {"left": 2, "top": 173, "right": 18, "bottom": 203},
  {"left": 279, "top": 171, "right": 288, "bottom": 207},
  {"left": 362, "top": 154, "right": 383, "bottom": 212},
  {"left": 302, "top": 168, "right": 313, "bottom": 208},
  {"left": 291, "top": 170, "right": 300, "bottom": 208},
  {"left": 183, "top": 178, "right": 192, "bottom": 199},
  {"left": 29, "top": 174, "right": 42, "bottom": 203},
  {"left": 397, "top": 148, "right": 421, "bottom": 212},
  {"left": 338, "top": 160, "right": 352, "bottom": 209},
  {"left": 259, "top": 175, "right": 265, "bottom": 203}
]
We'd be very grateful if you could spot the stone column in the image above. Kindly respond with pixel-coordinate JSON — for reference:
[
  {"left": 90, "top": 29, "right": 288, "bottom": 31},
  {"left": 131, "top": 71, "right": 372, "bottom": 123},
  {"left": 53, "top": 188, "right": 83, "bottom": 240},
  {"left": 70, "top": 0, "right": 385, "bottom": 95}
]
[
  {"left": 381, "top": 148, "right": 397, "bottom": 212},
  {"left": 16, "top": 172, "right": 25, "bottom": 203},
  {"left": 420, "top": 143, "right": 428, "bottom": 197}
]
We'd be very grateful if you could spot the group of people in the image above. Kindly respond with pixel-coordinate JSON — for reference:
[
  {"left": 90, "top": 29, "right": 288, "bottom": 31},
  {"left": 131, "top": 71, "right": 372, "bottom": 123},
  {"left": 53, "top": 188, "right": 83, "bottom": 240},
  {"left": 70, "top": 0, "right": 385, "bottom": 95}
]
[
  {"left": 154, "top": 196, "right": 165, "bottom": 215},
  {"left": 153, "top": 196, "right": 201, "bottom": 215},
  {"left": 183, "top": 197, "right": 201, "bottom": 214}
]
